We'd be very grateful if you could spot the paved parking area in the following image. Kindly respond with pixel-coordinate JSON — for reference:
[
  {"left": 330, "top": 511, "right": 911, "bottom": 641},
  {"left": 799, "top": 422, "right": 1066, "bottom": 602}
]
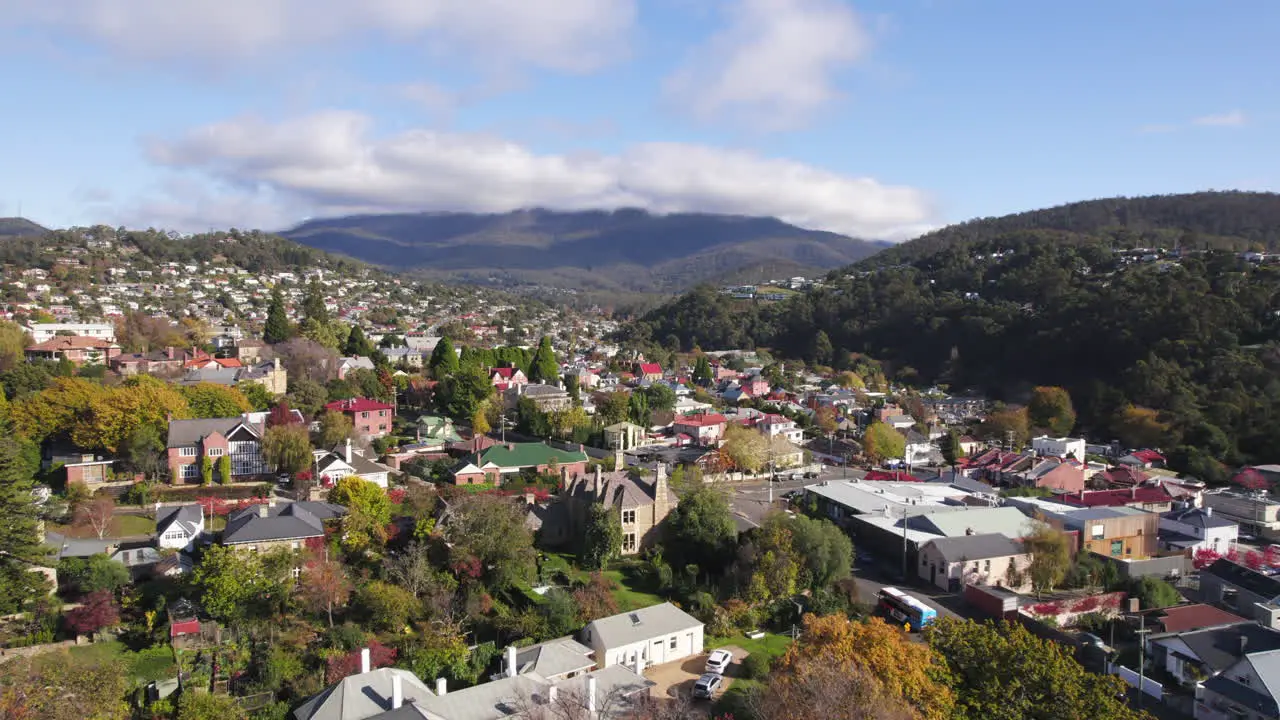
[{"left": 644, "top": 645, "right": 748, "bottom": 702}]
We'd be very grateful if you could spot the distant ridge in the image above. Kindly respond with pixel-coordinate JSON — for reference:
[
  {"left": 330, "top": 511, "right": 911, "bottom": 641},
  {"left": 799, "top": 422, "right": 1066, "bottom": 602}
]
[
  {"left": 280, "top": 207, "right": 885, "bottom": 294},
  {"left": 0, "top": 217, "right": 49, "bottom": 237}
]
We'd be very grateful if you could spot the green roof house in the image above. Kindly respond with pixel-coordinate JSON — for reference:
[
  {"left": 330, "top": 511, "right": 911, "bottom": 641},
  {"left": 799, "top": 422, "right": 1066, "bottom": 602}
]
[{"left": 451, "top": 441, "right": 590, "bottom": 486}]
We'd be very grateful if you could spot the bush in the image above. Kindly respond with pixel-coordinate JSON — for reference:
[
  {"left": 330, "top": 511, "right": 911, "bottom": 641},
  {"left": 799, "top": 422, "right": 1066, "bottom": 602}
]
[
  {"left": 217, "top": 455, "right": 232, "bottom": 485},
  {"left": 742, "top": 652, "right": 771, "bottom": 680},
  {"left": 120, "top": 481, "right": 154, "bottom": 506}
]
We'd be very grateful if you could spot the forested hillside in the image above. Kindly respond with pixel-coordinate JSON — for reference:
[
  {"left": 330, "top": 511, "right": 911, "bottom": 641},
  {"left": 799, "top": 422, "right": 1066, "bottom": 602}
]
[{"left": 619, "top": 192, "right": 1280, "bottom": 480}]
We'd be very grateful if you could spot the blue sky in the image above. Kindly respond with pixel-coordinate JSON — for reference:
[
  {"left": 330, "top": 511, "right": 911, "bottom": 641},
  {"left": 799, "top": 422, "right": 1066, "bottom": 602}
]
[{"left": 0, "top": 0, "right": 1275, "bottom": 240}]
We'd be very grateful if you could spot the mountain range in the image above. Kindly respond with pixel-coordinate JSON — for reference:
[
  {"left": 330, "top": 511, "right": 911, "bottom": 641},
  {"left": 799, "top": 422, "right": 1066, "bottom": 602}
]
[
  {"left": 279, "top": 208, "right": 888, "bottom": 294},
  {"left": 0, "top": 218, "right": 49, "bottom": 237}
]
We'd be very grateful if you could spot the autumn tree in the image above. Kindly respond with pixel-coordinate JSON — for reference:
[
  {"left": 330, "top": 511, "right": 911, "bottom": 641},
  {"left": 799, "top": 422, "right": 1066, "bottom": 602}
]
[
  {"left": 443, "top": 493, "right": 536, "bottom": 589},
  {"left": 328, "top": 477, "right": 392, "bottom": 550},
  {"left": 63, "top": 590, "right": 119, "bottom": 636},
  {"left": 180, "top": 382, "right": 251, "bottom": 418},
  {"left": 0, "top": 321, "right": 28, "bottom": 372},
  {"left": 771, "top": 614, "right": 955, "bottom": 720},
  {"left": 298, "top": 558, "right": 352, "bottom": 627},
  {"left": 318, "top": 410, "right": 355, "bottom": 449},
  {"left": 74, "top": 375, "right": 189, "bottom": 453},
  {"left": 750, "top": 654, "right": 915, "bottom": 720},
  {"left": 981, "top": 405, "right": 1030, "bottom": 450},
  {"left": 1022, "top": 520, "right": 1071, "bottom": 598},
  {"left": 572, "top": 572, "right": 619, "bottom": 623},
  {"left": 263, "top": 423, "right": 313, "bottom": 475},
  {"left": 0, "top": 649, "right": 129, "bottom": 720},
  {"left": 862, "top": 422, "right": 905, "bottom": 465},
  {"left": 1027, "top": 386, "right": 1076, "bottom": 436},
  {"left": 1111, "top": 404, "right": 1170, "bottom": 449},
  {"left": 926, "top": 617, "right": 1143, "bottom": 720},
  {"left": 74, "top": 495, "right": 115, "bottom": 540},
  {"left": 722, "top": 424, "right": 770, "bottom": 474}
]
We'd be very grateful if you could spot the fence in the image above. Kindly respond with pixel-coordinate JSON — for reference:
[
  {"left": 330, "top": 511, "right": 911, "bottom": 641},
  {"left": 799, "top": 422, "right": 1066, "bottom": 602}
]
[
  {"left": 0, "top": 638, "right": 84, "bottom": 664},
  {"left": 1109, "top": 662, "right": 1164, "bottom": 701}
]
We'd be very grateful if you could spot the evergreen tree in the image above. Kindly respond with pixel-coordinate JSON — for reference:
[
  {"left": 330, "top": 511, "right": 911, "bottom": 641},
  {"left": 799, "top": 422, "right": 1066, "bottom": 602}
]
[
  {"left": 530, "top": 336, "right": 559, "bottom": 384},
  {"left": 693, "top": 355, "right": 713, "bottom": 386},
  {"left": 429, "top": 337, "right": 459, "bottom": 379},
  {"left": 345, "top": 325, "right": 374, "bottom": 357},
  {"left": 302, "top": 278, "right": 329, "bottom": 324},
  {"left": 811, "top": 330, "right": 834, "bottom": 366},
  {"left": 263, "top": 288, "right": 291, "bottom": 344},
  {"left": 0, "top": 425, "right": 51, "bottom": 613}
]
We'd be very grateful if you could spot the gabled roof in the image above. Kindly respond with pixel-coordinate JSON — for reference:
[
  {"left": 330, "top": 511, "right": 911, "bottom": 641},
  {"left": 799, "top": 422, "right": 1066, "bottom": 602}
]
[
  {"left": 156, "top": 504, "right": 203, "bottom": 536},
  {"left": 915, "top": 507, "right": 1035, "bottom": 539},
  {"left": 637, "top": 363, "right": 662, "bottom": 375},
  {"left": 223, "top": 502, "right": 345, "bottom": 545},
  {"left": 167, "top": 417, "right": 261, "bottom": 448},
  {"left": 293, "top": 667, "right": 434, "bottom": 720},
  {"left": 582, "top": 602, "right": 701, "bottom": 650},
  {"left": 463, "top": 442, "right": 588, "bottom": 472},
  {"left": 924, "top": 533, "right": 1026, "bottom": 564},
  {"left": 1204, "top": 558, "right": 1280, "bottom": 601},
  {"left": 1172, "top": 623, "right": 1280, "bottom": 673},
  {"left": 1162, "top": 506, "right": 1237, "bottom": 529},
  {"left": 326, "top": 397, "right": 395, "bottom": 413},
  {"left": 672, "top": 413, "right": 727, "bottom": 427},
  {"left": 1153, "top": 603, "right": 1246, "bottom": 634},
  {"left": 26, "top": 336, "right": 118, "bottom": 351},
  {"left": 512, "top": 637, "right": 595, "bottom": 679},
  {"left": 1059, "top": 487, "right": 1172, "bottom": 507}
]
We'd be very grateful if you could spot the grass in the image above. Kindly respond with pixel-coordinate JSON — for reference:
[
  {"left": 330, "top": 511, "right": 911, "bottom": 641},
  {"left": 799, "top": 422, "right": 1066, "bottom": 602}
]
[
  {"left": 71, "top": 641, "right": 177, "bottom": 684},
  {"left": 601, "top": 567, "right": 664, "bottom": 612},
  {"left": 49, "top": 513, "right": 155, "bottom": 538},
  {"left": 538, "top": 552, "right": 666, "bottom": 612},
  {"left": 708, "top": 632, "right": 793, "bottom": 660}
]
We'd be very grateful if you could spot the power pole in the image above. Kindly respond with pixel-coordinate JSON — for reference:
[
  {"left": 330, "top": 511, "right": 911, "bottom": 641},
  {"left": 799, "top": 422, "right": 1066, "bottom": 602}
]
[{"left": 901, "top": 507, "right": 909, "bottom": 581}]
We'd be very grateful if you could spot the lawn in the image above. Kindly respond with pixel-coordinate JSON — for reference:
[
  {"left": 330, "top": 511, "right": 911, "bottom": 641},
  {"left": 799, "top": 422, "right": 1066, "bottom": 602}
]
[
  {"left": 708, "top": 632, "right": 793, "bottom": 661},
  {"left": 71, "top": 641, "right": 176, "bottom": 684},
  {"left": 49, "top": 513, "right": 155, "bottom": 538},
  {"left": 538, "top": 553, "right": 665, "bottom": 612}
]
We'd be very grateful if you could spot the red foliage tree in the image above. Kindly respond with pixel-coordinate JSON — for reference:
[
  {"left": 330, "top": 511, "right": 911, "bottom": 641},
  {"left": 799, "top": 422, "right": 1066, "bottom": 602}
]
[
  {"left": 1266, "top": 546, "right": 1280, "bottom": 568},
  {"left": 197, "top": 495, "right": 232, "bottom": 517},
  {"left": 64, "top": 591, "right": 119, "bottom": 636},
  {"left": 1233, "top": 469, "right": 1269, "bottom": 492},
  {"left": 1245, "top": 550, "right": 1266, "bottom": 570},
  {"left": 1193, "top": 548, "right": 1223, "bottom": 570},
  {"left": 267, "top": 400, "right": 302, "bottom": 427},
  {"left": 298, "top": 558, "right": 352, "bottom": 628},
  {"left": 387, "top": 488, "right": 406, "bottom": 505},
  {"left": 1226, "top": 547, "right": 1241, "bottom": 563},
  {"left": 325, "top": 640, "right": 397, "bottom": 684}
]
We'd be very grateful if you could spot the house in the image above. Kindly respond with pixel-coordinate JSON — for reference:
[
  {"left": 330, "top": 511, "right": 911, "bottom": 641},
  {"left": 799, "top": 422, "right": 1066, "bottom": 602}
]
[
  {"left": 918, "top": 533, "right": 1031, "bottom": 593},
  {"left": 1149, "top": 604, "right": 1247, "bottom": 635},
  {"left": 63, "top": 456, "right": 116, "bottom": 487},
  {"left": 1031, "top": 435, "right": 1087, "bottom": 461},
  {"left": 1119, "top": 449, "right": 1167, "bottom": 469},
  {"left": 325, "top": 397, "right": 395, "bottom": 438},
  {"left": 155, "top": 504, "right": 205, "bottom": 552},
  {"left": 413, "top": 415, "right": 463, "bottom": 447},
  {"left": 451, "top": 442, "right": 590, "bottom": 486},
  {"left": 25, "top": 336, "right": 122, "bottom": 365},
  {"left": 1016, "top": 458, "right": 1085, "bottom": 493},
  {"left": 166, "top": 416, "right": 270, "bottom": 484},
  {"left": 759, "top": 414, "right": 804, "bottom": 445},
  {"left": 181, "top": 358, "right": 287, "bottom": 396},
  {"left": 380, "top": 347, "right": 425, "bottom": 368},
  {"left": 108, "top": 346, "right": 191, "bottom": 376},
  {"left": 293, "top": 663, "right": 436, "bottom": 720},
  {"left": 491, "top": 366, "right": 529, "bottom": 390},
  {"left": 581, "top": 602, "right": 703, "bottom": 669},
  {"left": 501, "top": 637, "right": 595, "bottom": 681},
  {"left": 1058, "top": 486, "right": 1175, "bottom": 513},
  {"left": 603, "top": 422, "right": 646, "bottom": 451},
  {"left": 26, "top": 322, "right": 114, "bottom": 344},
  {"left": 1147, "top": 621, "right": 1280, "bottom": 694},
  {"left": 336, "top": 356, "right": 375, "bottom": 380},
  {"left": 222, "top": 500, "right": 346, "bottom": 553},
  {"left": 635, "top": 362, "right": 663, "bottom": 382},
  {"left": 1197, "top": 648, "right": 1280, "bottom": 719},
  {"left": 561, "top": 460, "right": 677, "bottom": 555},
  {"left": 505, "top": 383, "right": 572, "bottom": 412},
  {"left": 902, "top": 429, "right": 939, "bottom": 466},
  {"left": 1160, "top": 506, "right": 1239, "bottom": 555},
  {"left": 672, "top": 413, "right": 728, "bottom": 447},
  {"left": 1202, "top": 491, "right": 1280, "bottom": 539},
  {"left": 1200, "top": 559, "right": 1280, "bottom": 625},
  {"left": 1042, "top": 506, "right": 1160, "bottom": 559},
  {"left": 314, "top": 440, "right": 394, "bottom": 488}
]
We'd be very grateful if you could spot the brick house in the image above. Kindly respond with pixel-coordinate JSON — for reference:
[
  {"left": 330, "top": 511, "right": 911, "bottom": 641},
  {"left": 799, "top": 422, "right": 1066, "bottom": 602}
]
[
  {"left": 1017, "top": 458, "right": 1086, "bottom": 493},
  {"left": 491, "top": 366, "right": 529, "bottom": 391},
  {"left": 918, "top": 533, "right": 1032, "bottom": 593},
  {"left": 635, "top": 363, "right": 663, "bottom": 382},
  {"left": 325, "top": 397, "right": 395, "bottom": 438},
  {"left": 450, "top": 442, "right": 590, "bottom": 485},
  {"left": 24, "top": 336, "right": 122, "bottom": 366},
  {"left": 166, "top": 417, "right": 269, "bottom": 484}
]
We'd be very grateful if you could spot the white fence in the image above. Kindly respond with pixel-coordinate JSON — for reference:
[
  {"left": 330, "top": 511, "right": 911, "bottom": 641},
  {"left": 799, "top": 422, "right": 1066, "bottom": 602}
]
[{"left": 1108, "top": 662, "right": 1163, "bottom": 700}]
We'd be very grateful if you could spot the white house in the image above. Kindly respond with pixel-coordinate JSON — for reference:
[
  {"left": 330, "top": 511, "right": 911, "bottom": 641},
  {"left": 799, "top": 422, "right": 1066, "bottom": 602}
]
[
  {"left": 155, "top": 504, "right": 205, "bottom": 551},
  {"left": 314, "top": 440, "right": 394, "bottom": 488},
  {"left": 1031, "top": 435, "right": 1087, "bottom": 461},
  {"left": 1159, "top": 505, "right": 1238, "bottom": 554},
  {"left": 903, "top": 429, "right": 939, "bottom": 466},
  {"left": 580, "top": 602, "right": 704, "bottom": 670},
  {"left": 26, "top": 322, "right": 115, "bottom": 344},
  {"left": 759, "top": 414, "right": 804, "bottom": 445}
]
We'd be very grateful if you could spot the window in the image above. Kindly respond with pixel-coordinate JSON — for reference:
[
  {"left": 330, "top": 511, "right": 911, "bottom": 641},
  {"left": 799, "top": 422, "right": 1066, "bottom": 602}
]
[
  {"left": 921, "top": 556, "right": 927, "bottom": 566},
  {"left": 984, "top": 560, "right": 991, "bottom": 571},
  {"left": 180, "top": 463, "right": 199, "bottom": 480},
  {"left": 1091, "top": 524, "right": 1105, "bottom": 539},
  {"left": 361, "top": 411, "right": 369, "bottom": 419},
  {"left": 379, "top": 410, "right": 388, "bottom": 417},
  {"left": 179, "top": 446, "right": 197, "bottom": 457},
  {"left": 622, "top": 509, "right": 636, "bottom": 524},
  {"left": 207, "top": 448, "right": 225, "bottom": 457},
  {"left": 670, "top": 637, "right": 677, "bottom": 650},
  {"left": 1111, "top": 540, "right": 1124, "bottom": 557},
  {"left": 623, "top": 533, "right": 636, "bottom": 552}
]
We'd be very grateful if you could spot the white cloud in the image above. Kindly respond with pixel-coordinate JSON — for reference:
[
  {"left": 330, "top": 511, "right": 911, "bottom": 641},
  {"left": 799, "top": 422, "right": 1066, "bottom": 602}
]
[
  {"left": 140, "top": 111, "right": 934, "bottom": 239},
  {"left": 1192, "top": 110, "right": 1248, "bottom": 127},
  {"left": 0, "top": 0, "right": 635, "bottom": 72},
  {"left": 664, "top": 0, "right": 869, "bottom": 131}
]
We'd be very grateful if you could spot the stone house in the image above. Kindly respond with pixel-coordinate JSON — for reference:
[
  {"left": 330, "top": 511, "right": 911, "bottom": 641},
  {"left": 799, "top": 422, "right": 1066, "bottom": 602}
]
[
  {"left": 166, "top": 416, "right": 270, "bottom": 484},
  {"left": 505, "top": 382, "right": 572, "bottom": 412},
  {"left": 561, "top": 457, "right": 677, "bottom": 555}
]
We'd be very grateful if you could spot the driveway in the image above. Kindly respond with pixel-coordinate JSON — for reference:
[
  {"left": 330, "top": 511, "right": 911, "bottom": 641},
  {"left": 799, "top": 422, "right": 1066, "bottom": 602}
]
[{"left": 644, "top": 646, "right": 748, "bottom": 703}]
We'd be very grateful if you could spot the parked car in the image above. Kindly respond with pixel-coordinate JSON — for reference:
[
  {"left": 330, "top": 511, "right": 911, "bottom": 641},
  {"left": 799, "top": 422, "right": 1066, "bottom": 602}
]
[
  {"left": 692, "top": 673, "right": 723, "bottom": 700},
  {"left": 1077, "top": 632, "right": 1106, "bottom": 648},
  {"left": 705, "top": 649, "right": 733, "bottom": 675},
  {"left": 276, "top": 473, "right": 291, "bottom": 485}
]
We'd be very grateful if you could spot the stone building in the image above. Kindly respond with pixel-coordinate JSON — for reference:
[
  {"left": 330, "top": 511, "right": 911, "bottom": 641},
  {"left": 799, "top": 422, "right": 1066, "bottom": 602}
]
[{"left": 560, "top": 451, "right": 677, "bottom": 555}]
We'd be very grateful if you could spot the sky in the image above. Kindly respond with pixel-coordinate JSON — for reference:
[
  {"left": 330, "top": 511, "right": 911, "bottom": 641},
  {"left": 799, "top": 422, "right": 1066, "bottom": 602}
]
[{"left": 0, "top": 0, "right": 1276, "bottom": 241}]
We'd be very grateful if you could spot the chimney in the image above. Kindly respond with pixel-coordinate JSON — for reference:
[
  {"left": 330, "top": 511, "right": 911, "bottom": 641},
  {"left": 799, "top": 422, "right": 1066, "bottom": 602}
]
[
  {"left": 506, "top": 644, "right": 518, "bottom": 678},
  {"left": 633, "top": 653, "right": 644, "bottom": 675},
  {"left": 1078, "top": 489, "right": 1085, "bottom": 501},
  {"left": 345, "top": 438, "right": 353, "bottom": 465},
  {"left": 1205, "top": 506, "right": 1213, "bottom": 517},
  {"left": 548, "top": 686, "right": 558, "bottom": 704},
  {"left": 274, "top": 356, "right": 281, "bottom": 371},
  {"left": 360, "top": 647, "right": 371, "bottom": 674},
  {"left": 560, "top": 465, "right": 570, "bottom": 490},
  {"left": 1131, "top": 486, "right": 1138, "bottom": 499},
  {"left": 588, "top": 677, "right": 597, "bottom": 715},
  {"left": 594, "top": 465, "right": 603, "bottom": 498},
  {"left": 392, "top": 673, "right": 403, "bottom": 709},
  {"left": 615, "top": 446, "right": 625, "bottom": 471},
  {"left": 435, "top": 678, "right": 447, "bottom": 696},
  {"left": 1241, "top": 634, "right": 1249, "bottom": 657},
  {"left": 258, "top": 503, "right": 269, "bottom": 518},
  {"left": 166, "top": 345, "right": 174, "bottom": 360}
]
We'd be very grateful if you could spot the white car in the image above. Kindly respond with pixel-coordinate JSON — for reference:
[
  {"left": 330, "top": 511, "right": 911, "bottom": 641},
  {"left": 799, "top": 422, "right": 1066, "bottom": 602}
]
[{"left": 705, "top": 649, "right": 732, "bottom": 675}]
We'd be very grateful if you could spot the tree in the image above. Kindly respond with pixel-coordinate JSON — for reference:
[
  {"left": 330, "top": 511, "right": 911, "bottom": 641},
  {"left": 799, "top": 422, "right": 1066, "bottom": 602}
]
[
  {"left": 121, "top": 423, "right": 165, "bottom": 480},
  {"left": 326, "top": 640, "right": 397, "bottom": 684},
  {"left": 58, "top": 554, "right": 130, "bottom": 595},
  {"left": 357, "top": 580, "right": 421, "bottom": 631},
  {"left": 263, "top": 287, "right": 291, "bottom": 344},
  {"left": 66, "top": 376, "right": 189, "bottom": 453},
  {"left": 641, "top": 383, "right": 677, "bottom": 413},
  {"left": 74, "top": 495, "right": 115, "bottom": 540},
  {"left": 190, "top": 544, "right": 269, "bottom": 623},
  {"left": 0, "top": 649, "right": 129, "bottom": 720},
  {"left": 580, "top": 504, "right": 623, "bottom": 570},
  {"left": 1127, "top": 576, "right": 1181, "bottom": 610},
  {"left": 63, "top": 590, "right": 119, "bottom": 636},
  {"left": 1022, "top": 521, "right": 1071, "bottom": 598},
  {"left": 1027, "top": 386, "right": 1076, "bottom": 436},
  {"left": 443, "top": 493, "right": 536, "bottom": 589},
  {"left": 926, "top": 617, "right": 1142, "bottom": 720},
  {"left": 814, "top": 406, "right": 838, "bottom": 438},
  {"left": 263, "top": 423, "right": 313, "bottom": 475},
  {"left": 1111, "top": 404, "right": 1170, "bottom": 449},
  {"left": 385, "top": 543, "right": 458, "bottom": 618},
  {"left": 863, "top": 422, "right": 905, "bottom": 465},
  {"left": 1193, "top": 547, "right": 1222, "bottom": 570},
  {"left": 178, "top": 691, "right": 248, "bottom": 720},
  {"left": 287, "top": 378, "right": 330, "bottom": 417},
  {"left": 275, "top": 337, "right": 339, "bottom": 385},
  {"left": 662, "top": 486, "right": 736, "bottom": 575},
  {"left": 787, "top": 514, "right": 854, "bottom": 590},
  {"left": 303, "top": 278, "right": 330, "bottom": 324},
  {"left": 751, "top": 652, "right": 916, "bottom": 720},
  {"left": 772, "top": 614, "right": 954, "bottom": 720},
  {"left": 471, "top": 404, "right": 492, "bottom": 436},
  {"left": 237, "top": 381, "right": 275, "bottom": 411},
  {"left": 692, "top": 355, "right": 713, "bottom": 386},
  {"left": 318, "top": 410, "right": 355, "bottom": 449},
  {"left": 439, "top": 364, "right": 494, "bottom": 422},
  {"left": 981, "top": 406, "right": 1031, "bottom": 450},
  {"left": 328, "top": 477, "right": 392, "bottom": 549},
  {"left": 200, "top": 455, "right": 213, "bottom": 485},
  {"left": 940, "top": 429, "right": 966, "bottom": 469},
  {"left": 596, "top": 391, "right": 631, "bottom": 427},
  {"left": 811, "top": 330, "right": 834, "bottom": 366},
  {"left": 572, "top": 572, "right": 619, "bottom": 623},
  {"left": 530, "top": 336, "right": 559, "bottom": 383},
  {"left": 217, "top": 454, "right": 231, "bottom": 484},
  {"left": 722, "top": 424, "right": 770, "bottom": 474},
  {"left": 180, "top": 382, "right": 251, "bottom": 418},
  {"left": 0, "top": 431, "right": 50, "bottom": 613},
  {"left": 345, "top": 325, "right": 374, "bottom": 357},
  {"left": 429, "top": 336, "right": 459, "bottom": 379},
  {"left": 298, "top": 558, "right": 352, "bottom": 627}
]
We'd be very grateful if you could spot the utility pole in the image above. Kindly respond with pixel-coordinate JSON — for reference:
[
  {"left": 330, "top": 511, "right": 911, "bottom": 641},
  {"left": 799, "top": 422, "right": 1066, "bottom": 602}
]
[
  {"left": 1136, "top": 613, "right": 1149, "bottom": 710},
  {"left": 901, "top": 506, "right": 909, "bottom": 581}
]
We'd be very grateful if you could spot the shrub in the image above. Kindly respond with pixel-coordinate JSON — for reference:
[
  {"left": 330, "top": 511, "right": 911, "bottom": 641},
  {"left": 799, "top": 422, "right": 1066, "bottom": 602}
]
[
  {"left": 217, "top": 455, "right": 232, "bottom": 485},
  {"left": 742, "top": 652, "right": 771, "bottom": 680}
]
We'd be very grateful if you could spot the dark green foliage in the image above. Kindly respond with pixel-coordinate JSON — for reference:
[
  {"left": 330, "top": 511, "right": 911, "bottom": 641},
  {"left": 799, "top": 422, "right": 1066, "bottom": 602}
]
[
  {"left": 693, "top": 355, "right": 713, "bottom": 386},
  {"left": 530, "top": 336, "right": 559, "bottom": 384},
  {"left": 429, "top": 337, "right": 459, "bottom": 379},
  {"left": 623, "top": 193, "right": 1280, "bottom": 474},
  {"left": 263, "top": 287, "right": 291, "bottom": 344},
  {"left": 662, "top": 486, "right": 737, "bottom": 576},
  {"left": 0, "top": 429, "right": 51, "bottom": 613},
  {"left": 742, "top": 651, "right": 772, "bottom": 680},
  {"left": 580, "top": 505, "right": 622, "bottom": 570},
  {"left": 1127, "top": 576, "right": 1182, "bottom": 610},
  {"left": 344, "top": 325, "right": 374, "bottom": 357}
]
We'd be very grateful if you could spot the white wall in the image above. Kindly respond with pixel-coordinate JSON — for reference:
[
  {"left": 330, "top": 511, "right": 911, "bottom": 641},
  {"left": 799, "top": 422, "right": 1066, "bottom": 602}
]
[
  {"left": 590, "top": 626, "right": 704, "bottom": 669},
  {"left": 1032, "top": 436, "right": 1086, "bottom": 460}
]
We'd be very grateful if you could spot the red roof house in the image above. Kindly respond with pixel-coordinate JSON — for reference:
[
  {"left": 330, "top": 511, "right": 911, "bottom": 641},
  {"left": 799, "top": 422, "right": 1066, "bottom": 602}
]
[
  {"left": 325, "top": 397, "right": 396, "bottom": 439},
  {"left": 1059, "top": 486, "right": 1174, "bottom": 511}
]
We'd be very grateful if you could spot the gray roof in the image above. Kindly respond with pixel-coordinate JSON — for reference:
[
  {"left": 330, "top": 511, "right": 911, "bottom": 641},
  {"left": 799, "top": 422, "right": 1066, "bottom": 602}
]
[
  {"left": 294, "top": 668, "right": 435, "bottom": 720},
  {"left": 925, "top": 533, "right": 1026, "bottom": 564},
  {"left": 582, "top": 602, "right": 701, "bottom": 650},
  {"left": 317, "top": 451, "right": 393, "bottom": 478},
  {"left": 166, "top": 417, "right": 260, "bottom": 448},
  {"left": 44, "top": 531, "right": 114, "bottom": 559},
  {"left": 521, "top": 384, "right": 568, "bottom": 398},
  {"left": 1162, "top": 506, "right": 1236, "bottom": 529},
  {"left": 411, "top": 675, "right": 545, "bottom": 720},
  {"left": 914, "top": 507, "right": 1037, "bottom": 539},
  {"left": 224, "top": 502, "right": 345, "bottom": 545},
  {"left": 1171, "top": 623, "right": 1280, "bottom": 673},
  {"left": 512, "top": 637, "right": 595, "bottom": 679},
  {"left": 156, "top": 504, "right": 203, "bottom": 536}
]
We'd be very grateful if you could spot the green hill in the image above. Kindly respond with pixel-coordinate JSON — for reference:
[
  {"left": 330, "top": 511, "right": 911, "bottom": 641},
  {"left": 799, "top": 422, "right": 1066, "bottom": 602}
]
[{"left": 0, "top": 217, "right": 48, "bottom": 237}]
